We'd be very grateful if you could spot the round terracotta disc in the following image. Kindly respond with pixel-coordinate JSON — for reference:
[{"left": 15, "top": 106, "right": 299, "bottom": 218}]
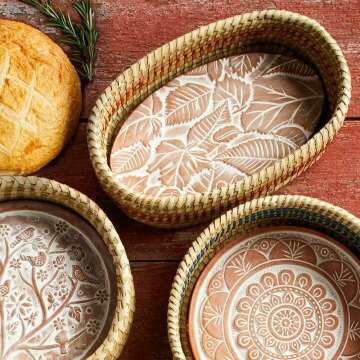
[
  {"left": 188, "top": 226, "right": 360, "bottom": 360},
  {"left": 0, "top": 200, "right": 116, "bottom": 360}
]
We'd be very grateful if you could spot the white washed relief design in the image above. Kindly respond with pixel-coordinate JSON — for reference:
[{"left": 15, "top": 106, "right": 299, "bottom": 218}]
[
  {"left": 189, "top": 229, "right": 360, "bottom": 360},
  {"left": 0, "top": 210, "right": 113, "bottom": 360},
  {"left": 110, "top": 53, "right": 325, "bottom": 197}
]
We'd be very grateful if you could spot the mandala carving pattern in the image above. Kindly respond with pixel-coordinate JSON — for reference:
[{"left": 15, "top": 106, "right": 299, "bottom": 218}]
[
  {"left": 235, "top": 271, "right": 340, "bottom": 359},
  {"left": 188, "top": 227, "right": 360, "bottom": 360}
]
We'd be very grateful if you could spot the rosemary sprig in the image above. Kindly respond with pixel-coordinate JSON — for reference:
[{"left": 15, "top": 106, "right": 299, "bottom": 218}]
[{"left": 21, "top": 0, "right": 98, "bottom": 81}]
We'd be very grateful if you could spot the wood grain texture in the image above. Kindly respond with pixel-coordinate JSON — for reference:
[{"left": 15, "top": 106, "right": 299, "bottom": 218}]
[
  {"left": 1, "top": 0, "right": 359, "bottom": 118},
  {"left": 122, "top": 262, "right": 177, "bottom": 360},
  {"left": 1, "top": 2, "right": 360, "bottom": 358}
]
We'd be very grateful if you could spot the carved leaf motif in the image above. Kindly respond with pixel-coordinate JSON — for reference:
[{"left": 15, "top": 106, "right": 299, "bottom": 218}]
[
  {"left": 215, "top": 136, "right": 294, "bottom": 175},
  {"left": 213, "top": 75, "right": 251, "bottom": 126},
  {"left": 228, "top": 132, "right": 275, "bottom": 148},
  {"left": 187, "top": 102, "right": 230, "bottom": 146},
  {"left": 229, "top": 53, "right": 267, "bottom": 78},
  {"left": 242, "top": 76, "right": 324, "bottom": 134},
  {"left": 16, "top": 227, "right": 35, "bottom": 242},
  {"left": 166, "top": 78, "right": 181, "bottom": 88},
  {"left": 263, "top": 55, "right": 316, "bottom": 78},
  {"left": 165, "top": 83, "right": 212, "bottom": 125},
  {"left": 69, "top": 306, "right": 81, "bottom": 323},
  {"left": 187, "top": 163, "right": 245, "bottom": 193},
  {"left": 111, "top": 142, "right": 150, "bottom": 174},
  {"left": 115, "top": 93, "right": 162, "bottom": 148},
  {"left": 186, "top": 64, "right": 208, "bottom": 76},
  {"left": 110, "top": 53, "right": 324, "bottom": 197},
  {"left": 119, "top": 175, "right": 148, "bottom": 192},
  {"left": 149, "top": 139, "right": 207, "bottom": 189},
  {"left": 273, "top": 124, "right": 309, "bottom": 147},
  {"left": 208, "top": 60, "right": 224, "bottom": 81},
  {"left": 145, "top": 186, "right": 181, "bottom": 198},
  {"left": 213, "top": 125, "right": 241, "bottom": 143}
]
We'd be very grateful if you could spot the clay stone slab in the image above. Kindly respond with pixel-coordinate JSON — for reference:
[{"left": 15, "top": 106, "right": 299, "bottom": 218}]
[
  {"left": 188, "top": 226, "right": 360, "bottom": 360},
  {"left": 110, "top": 53, "right": 325, "bottom": 198},
  {"left": 0, "top": 200, "right": 116, "bottom": 360}
]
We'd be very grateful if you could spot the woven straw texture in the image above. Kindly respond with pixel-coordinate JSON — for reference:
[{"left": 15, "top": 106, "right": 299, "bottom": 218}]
[
  {"left": 88, "top": 10, "right": 351, "bottom": 228},
  {"left": 0, "top": 176, "right": 135, "bottom": 360},
  {"left": 167, "top": 194, "right": 360, "bottom": 359}
]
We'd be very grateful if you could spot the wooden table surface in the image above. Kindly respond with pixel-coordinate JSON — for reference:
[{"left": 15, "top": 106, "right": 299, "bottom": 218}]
[{"left": 1, "top": 1, "right": 360, "bottom": 358}]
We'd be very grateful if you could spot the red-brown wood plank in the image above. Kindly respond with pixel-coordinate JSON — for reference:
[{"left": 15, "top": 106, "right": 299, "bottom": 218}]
[
  {"left": 34, "top": 120, "right": 360, "bottom": 262},
  {"left": 2, "top": 2, "right": 360, "bottom": 359},
  {"left": 1, "top": 0, "right": 359, "bottom": 118},
  {"left": 122, "top": 262, "right": 176, "bottom": 360}
]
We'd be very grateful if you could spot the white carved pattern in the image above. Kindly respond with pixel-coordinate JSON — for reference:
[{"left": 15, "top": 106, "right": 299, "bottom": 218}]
[{"left": 111, "top": 53, "right": 324, "bottom": 197}]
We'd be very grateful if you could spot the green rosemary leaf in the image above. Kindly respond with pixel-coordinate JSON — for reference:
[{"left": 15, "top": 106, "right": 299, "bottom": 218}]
[{"left": 20, "top": 0, "right": 98, "bottom": 82}]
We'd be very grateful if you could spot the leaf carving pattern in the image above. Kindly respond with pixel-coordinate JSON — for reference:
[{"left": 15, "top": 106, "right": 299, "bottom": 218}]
[
  {"left": 186, "top": 163, "right": 245, "bottom": 193},
  {"left": 110, "top": 52, "right": 325, "bottom": 197},
  {"left": 187, "top": 101, "right": 230, "bottom": 147},
  {"left": 215, "top": 136, "right": 295, "bottom": 175},
  {"left": 242, "top": 77, "right": 324, "bottom": 134},
  {"left": 187, "top": 64, "right": 208, "bottom": 76},
  {"left": 111, "top": 142, "right": 150, "bottom": 174},
  {"left": 114, "top": 93, "right": 162, "bottom": 148},
  {"left": 213, "top": 75, "right": 252, "bottom": 127},
  {"left": 262, "top": 55, "right": 317, "bottom": 78},
  {"left": 208, "top": 60, "right": 224, "bottom": 81},
  {"left": 229, "top": 53, "right": 268, "bottom": 79},
  {"left": 213, "top": 125, "right": 242, "bottom": 143},
  {"left": 273, "top": 124, "right": 309, "bottom": 147},
  {"left": 165, "top": 83, "right": 212, "bottom": 125},
  {"left": 118, "top": 175, "right": 148, "bottom": 192},
  {"left": 149, "top": 139, "right": 207, "bottom": 188},
  {"left": 144, "top": 186, "right": 181, "bottom": 198}
]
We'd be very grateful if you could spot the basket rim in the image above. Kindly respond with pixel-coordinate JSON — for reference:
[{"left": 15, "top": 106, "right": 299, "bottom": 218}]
[
  {"left": 167, "top": 194, "right": 360, "bottom": 359},
  {"left": 0, "top": 176, "right": 135, "bottom": 359},
  {"left": 87, "top": 9, "right": 351, "bottom": 223}
]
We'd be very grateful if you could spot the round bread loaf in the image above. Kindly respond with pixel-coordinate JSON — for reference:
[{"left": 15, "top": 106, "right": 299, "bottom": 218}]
[{"left": 0, "top": 20, "right": 82, "bottom": 175}]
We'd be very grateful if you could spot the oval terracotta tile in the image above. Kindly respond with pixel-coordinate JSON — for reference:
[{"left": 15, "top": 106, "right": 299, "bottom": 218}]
[
  {"left": 188, "top": 226, "right": 360, "bottom": 360},
  {"left": 110, "top": 53, "right": 325, "bottom": 198},
  {"left": 0, "top": 201, "right": 116, "bottom": 360}
]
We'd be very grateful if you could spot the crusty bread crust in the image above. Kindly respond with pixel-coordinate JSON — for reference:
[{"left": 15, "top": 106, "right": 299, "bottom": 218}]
[{"left": 0, "top": 19, "right": 82, "bottom": 175}]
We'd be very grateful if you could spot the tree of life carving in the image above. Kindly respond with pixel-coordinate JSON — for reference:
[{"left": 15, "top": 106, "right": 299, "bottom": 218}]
[{"left": 0, "top": 209, "right": 113, "bottom": 360}]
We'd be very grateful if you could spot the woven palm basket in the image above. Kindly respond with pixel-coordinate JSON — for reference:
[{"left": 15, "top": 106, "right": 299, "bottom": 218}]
[
  {"left": 0, "top": 176, "right": 135, "bottom": 359},
  {"left": 88, "top": 10, "right": 351, "bottom": 228},
  {"left": 167, "top": 195, "right": 360, "bottom": 359}
]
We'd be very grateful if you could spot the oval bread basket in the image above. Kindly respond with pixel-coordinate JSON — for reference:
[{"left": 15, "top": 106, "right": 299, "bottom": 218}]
[
  {"left": 0, "top": 176, "right": 135, "bottom": 360},
  {"left": 167, "top": 195, "right": 360, "bottom": 359},
  {"left": 88, "top": 10, "right": 351, "bottom": 228}
]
